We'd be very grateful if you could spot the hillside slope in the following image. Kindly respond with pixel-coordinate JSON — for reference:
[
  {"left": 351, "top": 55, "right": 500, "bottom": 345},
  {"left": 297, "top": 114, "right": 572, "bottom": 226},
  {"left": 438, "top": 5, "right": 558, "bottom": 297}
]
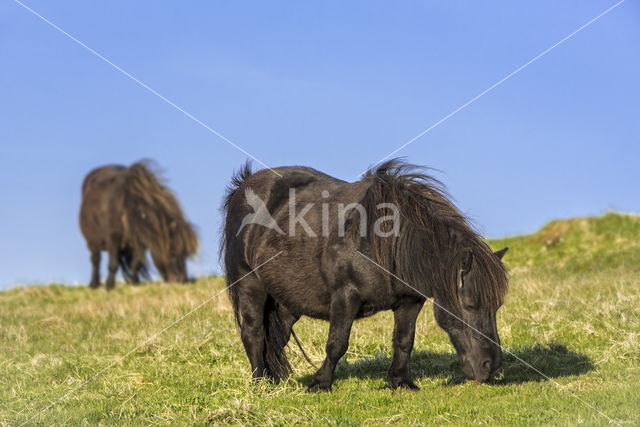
[
  {"left": 491, "top": 212, "right": 640, "bottom": 275},
  {"left": 1, "top": 213, "right": 638, "bottom": 424}
]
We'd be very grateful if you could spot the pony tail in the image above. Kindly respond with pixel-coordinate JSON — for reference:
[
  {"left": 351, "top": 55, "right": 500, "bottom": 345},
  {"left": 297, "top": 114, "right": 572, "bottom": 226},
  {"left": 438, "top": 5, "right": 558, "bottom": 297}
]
[
  {"left": 264, "top": 297, "right": 292, "bottom": 382},
  {"left": 219, "top": 161, "right": 253, "bottom": 265},
  {"left": 221, "top": 161, "right": 253, "bottom": 216}
]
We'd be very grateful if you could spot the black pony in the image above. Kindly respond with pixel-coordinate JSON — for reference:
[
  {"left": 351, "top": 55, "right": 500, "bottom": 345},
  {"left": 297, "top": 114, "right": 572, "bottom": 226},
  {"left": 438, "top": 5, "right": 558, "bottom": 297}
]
[
  {"left": 79, "top": 161, "right": 198, "bottom": 289},
  {"left": 221, "top": 160, "right": 508, "bottom": 390}
]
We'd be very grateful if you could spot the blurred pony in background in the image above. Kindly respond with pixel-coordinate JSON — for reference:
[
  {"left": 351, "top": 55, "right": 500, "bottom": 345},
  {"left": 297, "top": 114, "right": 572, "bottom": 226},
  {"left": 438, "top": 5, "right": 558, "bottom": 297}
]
[{"left": 79, "top": 160, "right": 198, "bottom": 290}]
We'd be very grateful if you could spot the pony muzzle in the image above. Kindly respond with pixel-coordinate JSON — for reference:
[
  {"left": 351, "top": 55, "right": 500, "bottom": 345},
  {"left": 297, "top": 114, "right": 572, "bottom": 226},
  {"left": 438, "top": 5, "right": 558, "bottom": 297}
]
[{"left": 461, "top": 353, "right": 502, "bottom": 383}]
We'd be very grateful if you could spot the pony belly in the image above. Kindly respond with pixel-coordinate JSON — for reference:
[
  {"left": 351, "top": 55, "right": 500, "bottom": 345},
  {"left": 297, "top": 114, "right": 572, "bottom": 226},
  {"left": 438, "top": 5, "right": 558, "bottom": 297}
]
[
  {"left": 355, "top": 294, "right": 401, "bottom": 319},
  {"left": 264, "top": 277, "right": 332, "bottom": 320}
]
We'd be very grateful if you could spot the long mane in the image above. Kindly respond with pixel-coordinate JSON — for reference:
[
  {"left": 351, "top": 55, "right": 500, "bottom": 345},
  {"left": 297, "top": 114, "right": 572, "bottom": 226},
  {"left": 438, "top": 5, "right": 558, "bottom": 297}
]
[
  {"left": 360, "top": 160, "right": 508, "bottom": 309},
  {"left": 124, "top": 161, "right": 198, "bottom": 263}
]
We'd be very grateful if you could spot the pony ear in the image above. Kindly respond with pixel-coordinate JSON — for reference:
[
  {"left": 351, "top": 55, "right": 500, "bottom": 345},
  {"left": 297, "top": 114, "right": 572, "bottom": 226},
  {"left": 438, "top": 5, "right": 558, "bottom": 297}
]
[{"left": 494, "top": 247, "right": 509, "bottom": 260}]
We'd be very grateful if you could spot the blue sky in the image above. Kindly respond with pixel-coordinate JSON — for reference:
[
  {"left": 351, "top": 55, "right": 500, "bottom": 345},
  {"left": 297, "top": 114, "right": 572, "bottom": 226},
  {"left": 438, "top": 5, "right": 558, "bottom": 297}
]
[{"left": 1, "top": 1, "right": 638, "bottom": 288}]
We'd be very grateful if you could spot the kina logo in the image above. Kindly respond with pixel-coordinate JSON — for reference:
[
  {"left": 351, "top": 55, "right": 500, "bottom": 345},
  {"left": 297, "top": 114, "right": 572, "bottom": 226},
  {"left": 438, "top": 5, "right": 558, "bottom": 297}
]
[{"left": 237, "top": 188, "right": 285, "bottom": 236}]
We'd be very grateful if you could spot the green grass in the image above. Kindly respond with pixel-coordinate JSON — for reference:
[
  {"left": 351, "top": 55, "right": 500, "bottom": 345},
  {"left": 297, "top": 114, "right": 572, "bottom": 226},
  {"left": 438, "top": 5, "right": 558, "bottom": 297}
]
[{"left": 1, "top": 212, "right": 639, "bottom": 425}]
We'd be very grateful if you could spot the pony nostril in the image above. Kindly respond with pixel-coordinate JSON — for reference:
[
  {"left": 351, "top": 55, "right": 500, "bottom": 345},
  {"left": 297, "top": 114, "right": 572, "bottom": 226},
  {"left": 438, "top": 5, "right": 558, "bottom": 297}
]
[{"left": 482, "top": 360, "right": 491, "bottom": 374}]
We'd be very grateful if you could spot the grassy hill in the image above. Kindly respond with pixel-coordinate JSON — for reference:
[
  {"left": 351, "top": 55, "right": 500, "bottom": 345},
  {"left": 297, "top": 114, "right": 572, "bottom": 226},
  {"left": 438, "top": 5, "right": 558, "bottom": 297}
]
[
  {"left": 1, "top": 213, "right": 639, "bottom": 424},
  {"left": 493, "top": 212, "right": 640, "bottom": 275}
]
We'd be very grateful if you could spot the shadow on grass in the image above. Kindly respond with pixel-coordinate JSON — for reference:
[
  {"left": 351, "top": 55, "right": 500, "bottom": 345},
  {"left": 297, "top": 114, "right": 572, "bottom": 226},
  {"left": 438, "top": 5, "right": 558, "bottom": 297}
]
[{"left": 299, "top": 343, "right": 593, "bottom": 387}]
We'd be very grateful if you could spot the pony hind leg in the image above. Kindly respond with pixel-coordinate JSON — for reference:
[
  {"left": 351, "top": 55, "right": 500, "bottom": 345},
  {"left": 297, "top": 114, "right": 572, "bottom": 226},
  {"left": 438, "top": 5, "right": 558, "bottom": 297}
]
[
  {"left": 389, "top": 299, "right": 424, "bottom": 390},
  {"left": 89, "top": 250, "right": 101, "bottom": 288},
  {"left": 235, "top": 276, "right": 268, "bottom": 379},
  {"left": 105, "top": 245, "right": 119, "bottom": 291},
  {"left": 309, "top": 288, "right": 361, "bottom": 391}
]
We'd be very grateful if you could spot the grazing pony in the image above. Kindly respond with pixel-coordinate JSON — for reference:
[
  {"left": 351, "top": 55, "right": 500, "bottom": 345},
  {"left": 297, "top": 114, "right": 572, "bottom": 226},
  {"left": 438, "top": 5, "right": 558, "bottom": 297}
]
[
  {"left": 79, "top": 161, "right": 198, "bottom": 289},
  {"left": 221, "top": 160, "right": 508, "bottom": 390}
]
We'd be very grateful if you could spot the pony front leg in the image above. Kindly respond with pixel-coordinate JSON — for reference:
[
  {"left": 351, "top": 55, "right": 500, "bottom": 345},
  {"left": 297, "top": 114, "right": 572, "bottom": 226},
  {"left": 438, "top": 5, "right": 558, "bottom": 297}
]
[
  {"left": 309, "top": 289, "right": 361, "bottom": 391},
  {"left": 89, "top": 250, "right": 101, "bottom": 288},
  {"left": 130, "top": 250, "right": 145, "bottom": 284},
  {"left": 389, "top": 299, "right": 424, "bottom": 390}
]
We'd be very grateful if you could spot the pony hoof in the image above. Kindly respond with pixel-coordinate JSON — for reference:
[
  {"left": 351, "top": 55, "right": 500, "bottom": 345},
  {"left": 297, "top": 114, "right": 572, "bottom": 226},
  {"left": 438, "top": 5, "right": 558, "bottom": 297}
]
[
  {"left": 391, "top": 379, "right": 419, "bottom": 391},
  {"left": 399, "top": 381, "right": 419, "bottom": 391},
  {"left": 308, "top": 382, "right": 332, "bottom": 392}
]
